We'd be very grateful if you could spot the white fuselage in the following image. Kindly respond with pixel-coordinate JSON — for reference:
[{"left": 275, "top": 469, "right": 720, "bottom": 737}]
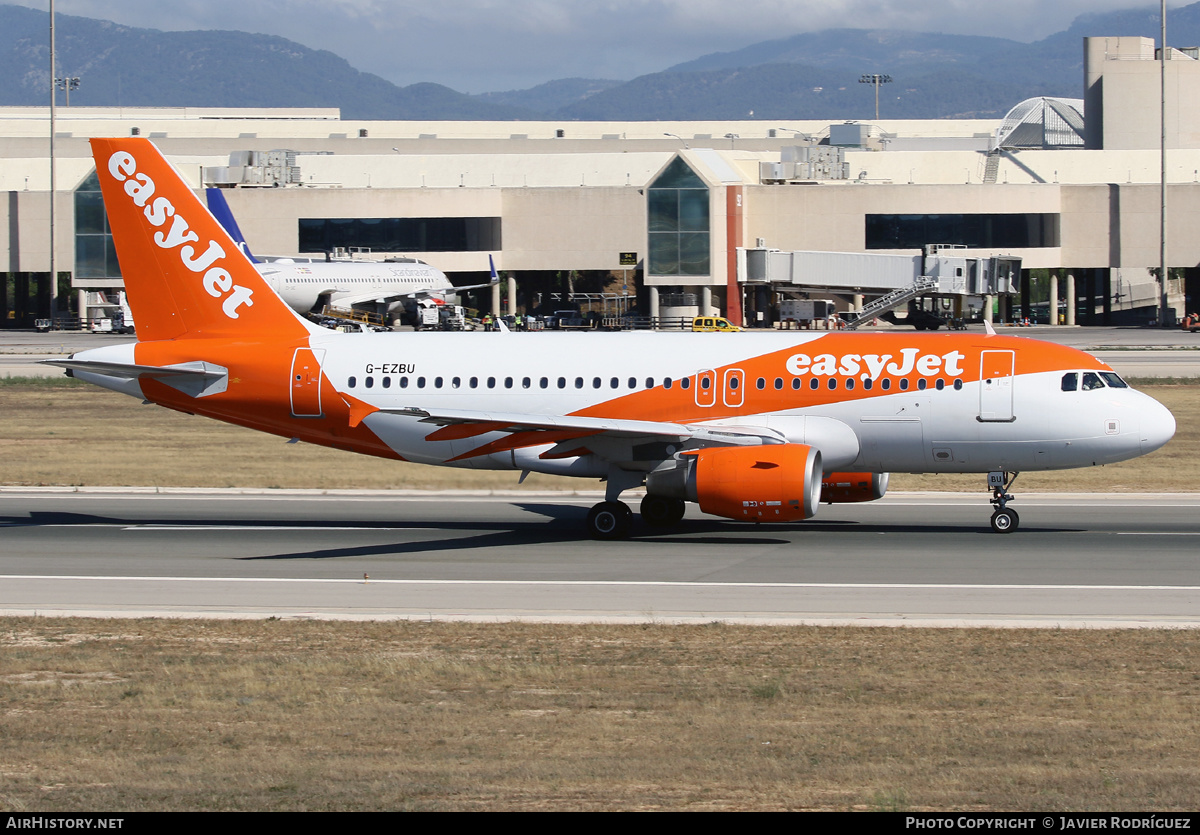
[
  {"left": 257, "top": 259, "right": 453, "bottom": 315},
  {"left": 302, "top": 330, "right": 1175, "bottom": 478}
]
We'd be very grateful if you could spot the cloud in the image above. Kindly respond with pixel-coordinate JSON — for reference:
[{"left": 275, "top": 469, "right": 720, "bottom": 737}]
[{"left": 15, "top": 0, "right": 1182, "bottom": 92}]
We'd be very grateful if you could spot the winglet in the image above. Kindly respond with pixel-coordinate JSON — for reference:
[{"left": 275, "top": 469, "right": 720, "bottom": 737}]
[{"left": 984, "top": 320, "right": 997, "bottom": 336}]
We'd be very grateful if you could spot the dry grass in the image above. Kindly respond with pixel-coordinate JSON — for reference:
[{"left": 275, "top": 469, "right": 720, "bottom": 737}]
[
  {"left": 0, "top": 381, "right": 1196, "bottom": 492},
  {"left": 0, "top": 618, "right": 1197, "bottom": 812}
]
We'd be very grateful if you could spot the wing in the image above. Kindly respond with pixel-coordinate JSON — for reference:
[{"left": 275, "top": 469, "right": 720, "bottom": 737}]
[{"left": 355, "top": 403, "right": 785, "bottom": 466}]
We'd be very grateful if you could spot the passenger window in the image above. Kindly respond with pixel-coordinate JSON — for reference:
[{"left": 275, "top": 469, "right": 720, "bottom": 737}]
[
  {"left": 1061, "top": 373, "right": 1078, "bottom": 392},
  {"left": 400, "top": 377, "right": 409, "bottom": 389},
  {"left": 917, "top": 378, "right": 927, "bottom": 391},
  {"left": 575, "top": 377, "right": 584, "bottom": 389},
  {"left": 487, "top": 377, "right": 495, "bottom": 389},
  {"left": 348, "top": 376, "right": 357, "bottom": 388},
  {"left": 899, "top": 379, "right": 909, "bottom": 391},
  {"left": 953, "top": 379, "right": 963, "bottom": 391},
  {"left": 755, "top": 378, "right": 765, "bottom": 390},
  {"left": 645, "top": 377, "right": 655, "bottom": 389},
  {"left": 434, "top": 377, "right": 443, "bottom": 388},
  {"left": 469, "top": 377, "right": 478, "bottom": 388},
  {"left": 809, "top": 378, "right": 819, "bottom": 390},
  {"left": 680, "top": 377, "right": 691, "bottom": 390},
  {"left": 611, "top": 377, "right": 619, "bottom": 389},
  {"left": 700, "top": 376, "right": 711, "bottom": 390},
  {"left": 505, "top": 377, "right": 514, "bottom": 388},
  {"left": 774, "top": 378, "right": 783, "bottom": 390},
  {"left": 522, "top": 377, "right": 531, "bottom": 389},
  {"left": 863, "top": 379, "right": 874, "bottom": 391},
  {"left": 935, "top": 378, "right": 944, "bottom": 391},
  {"left": 1082, "top": 372, "right": 1105, "bottom": 391},
  {"left": 845, "top": 378, "right": 855, "bottom": 391},
  {"left": 540, "top": 377, "right": 549, "bottom": 389},
  {"left": 558, "top": 377, "right": 566, "bottom": 389},
  {"left": 791, "top": 378, "right": 801, "bottom": 390},
  {"left": 383, "top": 377, "right": 392, "bottom": 389},
  {"left": 592, "top": 377, "right": 601, "bottom": 389},
  {"left": 664, "top": 378, "right": 673, "bottom": 389},
  {"left": 729, "top": 377, "right": 739, "bottom": 390},
  {"left": 417, "top": 377, "right": 426, "bottom": 388},
  {"left": 628, "top": 377, "right": 637, "bottom": 389},
  {"left": 881, "top": 379, "right": 891, "bottom": 391},
  {"left": 451, "top": 377, "right": 460, "bottom": 389}
]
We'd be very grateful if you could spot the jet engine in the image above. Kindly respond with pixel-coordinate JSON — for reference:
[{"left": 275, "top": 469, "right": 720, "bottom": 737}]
[
  {"left": 820, "top": 472, "right": 889, "bottom": 504},
  {"left": 645, "top": 444, "right": 822, "bottom": 522}
]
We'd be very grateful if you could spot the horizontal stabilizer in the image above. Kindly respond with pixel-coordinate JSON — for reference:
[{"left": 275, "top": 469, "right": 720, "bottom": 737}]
[{"left": 42, "top": 358, "right": 228, "bottom": 398}]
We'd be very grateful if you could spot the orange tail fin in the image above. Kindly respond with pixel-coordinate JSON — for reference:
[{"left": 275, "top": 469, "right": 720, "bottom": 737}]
[{"left": 90, "top": 138, "right": 313, "bottom": 342}]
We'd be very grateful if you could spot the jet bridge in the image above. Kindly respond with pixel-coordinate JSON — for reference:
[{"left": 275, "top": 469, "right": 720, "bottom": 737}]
[{"left": 737, "top": 246, "right": 1020, "bottom": 326}]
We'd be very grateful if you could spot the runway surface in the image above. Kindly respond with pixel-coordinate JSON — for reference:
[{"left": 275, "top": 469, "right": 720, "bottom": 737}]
[{"left": 2, "top": 489, "right": 1198, "bottom": 627}]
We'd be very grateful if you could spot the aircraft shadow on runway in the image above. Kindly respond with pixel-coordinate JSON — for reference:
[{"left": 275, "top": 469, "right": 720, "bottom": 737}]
[{"left": 0, "top": 507, "right": 1083, "bottom": 563}]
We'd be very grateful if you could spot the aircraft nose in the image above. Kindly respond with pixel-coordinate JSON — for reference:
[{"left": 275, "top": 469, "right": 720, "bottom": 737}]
[{"left": 1140, "top": 398, "right": 1176, "bottom": 456}]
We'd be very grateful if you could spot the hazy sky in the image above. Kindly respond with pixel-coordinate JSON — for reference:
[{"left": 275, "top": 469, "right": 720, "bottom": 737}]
[{"left": 16, "top": 0, "right": 1182, "bottom": 92}]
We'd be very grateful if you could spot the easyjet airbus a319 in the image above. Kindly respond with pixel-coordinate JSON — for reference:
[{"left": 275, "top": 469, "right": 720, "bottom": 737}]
[{"left": 52, "top": 139, "right": 1176, "bottom": 539}]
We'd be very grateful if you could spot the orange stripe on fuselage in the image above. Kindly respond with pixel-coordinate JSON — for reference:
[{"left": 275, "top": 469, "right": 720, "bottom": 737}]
[{"left": 568, "top": 333, "right": 1108, "bottom": 425}]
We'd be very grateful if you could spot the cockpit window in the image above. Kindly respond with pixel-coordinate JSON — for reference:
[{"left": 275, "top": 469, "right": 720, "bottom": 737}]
[
  {"left": 1100, "top": 372, "right": 1129, "bottom": 389},
  {"left": 1061, "top": 373, "right": 1078, "bottom": 392},
  {"left": 1081, "top": 372, "right": 1105, "bottom": 391}
]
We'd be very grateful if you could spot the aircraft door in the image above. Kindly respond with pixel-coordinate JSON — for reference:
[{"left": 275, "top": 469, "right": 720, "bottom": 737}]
[
  {"left": 290, "top": 347, "right": 326, "bottom": 418},
  {"left": 696, "top": 369, "right": 716, "bottom": 407},
  {"left": 979, "top": 350, "right": 1015, "bottom": 422},
  {"left": 723, "top": 368, "right": 744, "bottom": 408}
]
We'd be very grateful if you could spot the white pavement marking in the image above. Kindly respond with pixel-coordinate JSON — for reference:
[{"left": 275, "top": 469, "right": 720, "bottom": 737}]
[{"left": 4, "top": 575, "right": 1200, "bottom": 592}]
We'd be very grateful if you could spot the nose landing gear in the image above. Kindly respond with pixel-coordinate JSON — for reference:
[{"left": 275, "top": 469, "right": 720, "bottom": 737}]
[{"left": 987, "top": 471, "right": 1020, "bottom": 533}]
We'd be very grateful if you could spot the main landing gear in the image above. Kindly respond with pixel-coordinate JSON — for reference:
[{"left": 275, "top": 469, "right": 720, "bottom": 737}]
[
  {"left": 987, "top": 471, "right": 1020, "bottom": 533},
  {"left": 586, "top": 495, "right": 688, "bottom": 539},
  {"left": 639, "top": 494, "right": 686, "bottom": 528},
  {"left": 586, "top": 501, "right": 633, "bottom": 540}
]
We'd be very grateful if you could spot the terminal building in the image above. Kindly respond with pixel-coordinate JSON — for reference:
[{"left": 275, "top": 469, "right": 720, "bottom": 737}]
[{"left": 2, "top": 35, "right": 1199, "bottom": 329}]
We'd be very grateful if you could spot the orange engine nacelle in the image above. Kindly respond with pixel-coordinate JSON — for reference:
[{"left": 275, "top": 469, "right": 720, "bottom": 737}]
[
  {"left": 646, "top": 444, "right": 822, "bottom": 523},
  {"left": 820, "top": 472, "right": 889, "bottom": 504}
]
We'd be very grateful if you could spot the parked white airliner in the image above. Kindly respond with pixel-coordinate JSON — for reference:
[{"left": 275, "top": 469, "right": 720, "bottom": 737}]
[
  {"left": 205, "top": 187, "right": 497, "bottom": 319},
  {"left": 51, "top": 139, "right": 1176, "bottom": 539}
]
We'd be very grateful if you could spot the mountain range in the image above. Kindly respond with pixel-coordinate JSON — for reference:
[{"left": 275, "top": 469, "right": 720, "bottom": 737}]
[{"left": 3, "top": 2, "right": 1200, "bottom": 121}]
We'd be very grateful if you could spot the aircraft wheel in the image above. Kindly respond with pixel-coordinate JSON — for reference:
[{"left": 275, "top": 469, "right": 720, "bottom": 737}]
[
  {"left": 587, "top": 501, "right": 632, "bottom": 540},
  {"left": 640, "top": 494, "right": 685, "bottom": 528},
  {"left": 990, "top": 508, "right": 1019, "bottom": 534}
]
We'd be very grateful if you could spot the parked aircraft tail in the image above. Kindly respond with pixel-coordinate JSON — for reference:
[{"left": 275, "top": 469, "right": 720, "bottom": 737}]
[
  {"left": 205, "top": 187, "right": 259, "bottom": 263},
  {"left": 91, "top": 138, "right": 314, "bottom": 342}
]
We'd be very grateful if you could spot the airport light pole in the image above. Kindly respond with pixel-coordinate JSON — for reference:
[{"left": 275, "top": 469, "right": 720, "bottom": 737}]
[
  {"left": 49, "top": 0, "right": 57, "bottom": 324},
  {"left": 777, "top": 127, "right": 814, "bottom": 144},
  {"left": 859, "top": 74, "right": 892, "bottom": 121},
  {"left": 55, "top": 76, "right": 79, "bottom": 106},
  {"left": 1159, "top": 0, "right": 1170, "bottom": 327},
  {"left": 663, "top": 132, "right": 689, "bottom": 149}
]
